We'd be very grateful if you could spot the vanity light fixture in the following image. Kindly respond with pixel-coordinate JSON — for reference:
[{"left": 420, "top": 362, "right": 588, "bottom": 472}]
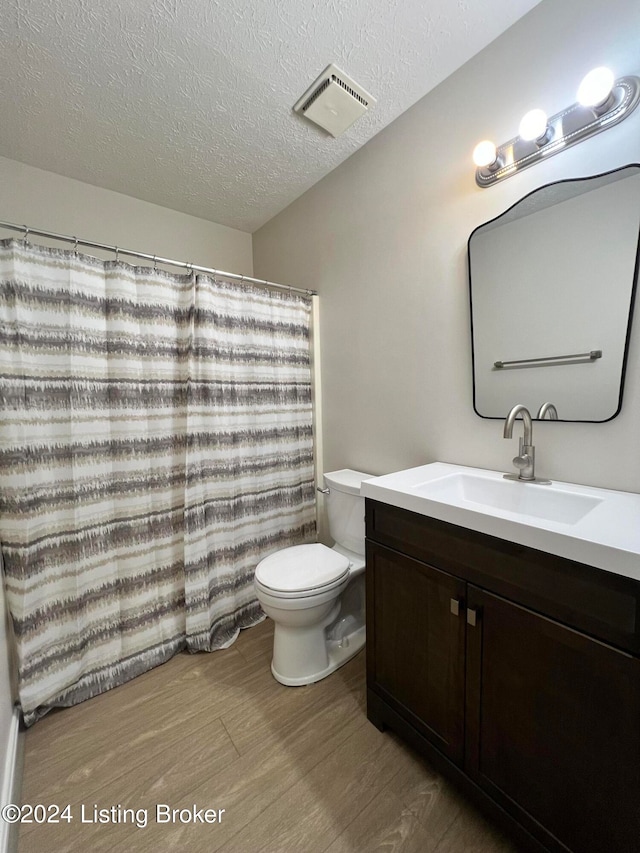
[
  {"left": 577, "top": 66, "right": 615, "bottom": 111},
  {"left": 472, "top": 140, "right": 500, "bottom": 169},
  {"left": 518, "top": 109, "right": 552, "bottom": 145},
  {"left": 474, "top": 68, "right": 640, "bottom": 187}
]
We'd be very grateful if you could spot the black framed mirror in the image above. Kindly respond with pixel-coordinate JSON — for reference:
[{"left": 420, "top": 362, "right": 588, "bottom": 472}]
[{"left": 468, "top": 164, "right": 640, "bottom": 422}]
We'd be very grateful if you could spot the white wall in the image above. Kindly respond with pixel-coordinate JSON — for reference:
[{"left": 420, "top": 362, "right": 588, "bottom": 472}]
[
  {"left": 0, "top": 156, "right": 253, "bottom": 275},
  {"left": 253, "top": 0, "right": 640, "bottom": 494}
]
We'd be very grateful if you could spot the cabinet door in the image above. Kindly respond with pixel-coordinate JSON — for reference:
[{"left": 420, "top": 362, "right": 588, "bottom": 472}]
[
  {"left": 366, "top": 541, "right": 466, "bottom": 762},
  {"left": 465, "top": 586, "right": 640, "bottom": 853}
]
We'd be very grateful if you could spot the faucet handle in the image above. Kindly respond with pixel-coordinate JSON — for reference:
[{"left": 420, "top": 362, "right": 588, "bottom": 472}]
[
  {"left": 513, "top": 454, "right": 532, "bottom": 470},
  {"left": 512, "top": 443, "right": 536, "bottom": 480}
]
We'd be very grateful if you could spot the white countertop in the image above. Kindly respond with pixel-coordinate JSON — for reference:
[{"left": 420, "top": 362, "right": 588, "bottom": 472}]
[{"left": 361, "top": 462, "right": 640, "bottom": 582}]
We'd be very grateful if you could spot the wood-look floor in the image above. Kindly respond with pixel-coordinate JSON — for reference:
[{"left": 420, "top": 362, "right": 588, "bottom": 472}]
[{"left": 17, "top": 619, "right": 521, "bottom": 853}]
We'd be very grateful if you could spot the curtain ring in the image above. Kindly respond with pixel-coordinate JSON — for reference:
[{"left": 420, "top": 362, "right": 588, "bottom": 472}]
[
  {"left": 153, "top": 255, "right": 157, "bottom": 270},
  {"left": 23, "top": 225, "right": 29, "bottom": 243},
  {"left": 73, "top": 236, "right": 79, "bottom": 255},
  {"left": 115, "top": 246, "right": 119, "bottom": 263}
]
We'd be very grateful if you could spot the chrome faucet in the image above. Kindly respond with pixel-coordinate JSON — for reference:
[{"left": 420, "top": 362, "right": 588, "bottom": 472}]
[
  {"left": 537, "top": 402, "right": 558, "bottom": 420},
  {"left": 503, "top": 404, "right": 550, "bottom": 483}
]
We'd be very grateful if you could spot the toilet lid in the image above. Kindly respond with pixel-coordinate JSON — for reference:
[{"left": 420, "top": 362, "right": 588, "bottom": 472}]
[{"left": 255, "top": 543, "right": 350, "bottom": 594}]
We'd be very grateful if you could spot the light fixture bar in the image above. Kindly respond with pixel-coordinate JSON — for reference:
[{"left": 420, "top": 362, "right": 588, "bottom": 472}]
[{"left": 476, "top": 75, "right": 640, "bottom": 188}]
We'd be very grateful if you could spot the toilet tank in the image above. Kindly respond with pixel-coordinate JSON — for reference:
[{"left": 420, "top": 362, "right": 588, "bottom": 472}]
[{"left": 323, "top": 469, "right": 372, "bottom": 556}]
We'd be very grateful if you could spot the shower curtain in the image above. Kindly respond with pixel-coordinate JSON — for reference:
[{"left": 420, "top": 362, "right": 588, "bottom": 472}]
[
  {"left": 0, "top": 238, "right": 315, "bottom": 725},
  {"left": 183, "top": 274, "right": 316, "bottom": 650}
]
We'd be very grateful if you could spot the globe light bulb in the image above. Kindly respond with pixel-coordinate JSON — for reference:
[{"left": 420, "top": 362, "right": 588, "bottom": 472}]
[
  {"left": 473, "top": 140, "right": 497, "bottom": 168},
  {"left": 577, "top": 67, "right": 615, "bottom": 107},
  {"left": 519, "top": 109, "right": 549, "bottom": 142}
]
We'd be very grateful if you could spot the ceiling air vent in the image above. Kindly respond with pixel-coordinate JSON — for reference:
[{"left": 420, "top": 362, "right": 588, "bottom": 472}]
[{"left": 293, "top": 64, "right": 376, "bottom": 138}]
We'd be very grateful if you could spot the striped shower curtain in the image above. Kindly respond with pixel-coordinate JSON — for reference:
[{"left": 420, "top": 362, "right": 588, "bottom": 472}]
[
  {"left": 184, "top": 274, "right": 316, "bottom": 650},
  {"left": 0, "top": 238, "right": 315, "bottom": 725}
]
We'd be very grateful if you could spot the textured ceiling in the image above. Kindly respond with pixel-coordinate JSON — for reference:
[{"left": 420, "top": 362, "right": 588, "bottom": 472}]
[{"left": 2, "top": 0, "right": 542, "bottom": 232}]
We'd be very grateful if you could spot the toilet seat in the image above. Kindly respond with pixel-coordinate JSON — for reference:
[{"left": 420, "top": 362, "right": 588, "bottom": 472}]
[{"left": 255, "top": 543, "right": 350, "bottom": 599}]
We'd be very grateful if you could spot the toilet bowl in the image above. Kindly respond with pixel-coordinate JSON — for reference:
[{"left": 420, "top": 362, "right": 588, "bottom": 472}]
[{"left": 254, "top": 469, "right": 372, "bottom": 686}]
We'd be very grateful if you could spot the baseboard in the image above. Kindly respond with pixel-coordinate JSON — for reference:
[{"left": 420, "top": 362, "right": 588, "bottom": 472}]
[{"left": 0, "top": 707, "right": 24, "bottom": 853}]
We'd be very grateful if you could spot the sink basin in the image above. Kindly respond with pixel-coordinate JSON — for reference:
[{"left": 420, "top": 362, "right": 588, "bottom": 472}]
[
  {"left": 361, "top": 462, "right": 640, "bottom": 580},
  {"left": 412, "top": 473, "right": 602, "bottom": 525}
]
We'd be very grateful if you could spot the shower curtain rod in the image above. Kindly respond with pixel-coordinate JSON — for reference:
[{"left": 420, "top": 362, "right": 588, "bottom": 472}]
[{"left": 0, "top": 219, "right": 317, "bottom": 296}]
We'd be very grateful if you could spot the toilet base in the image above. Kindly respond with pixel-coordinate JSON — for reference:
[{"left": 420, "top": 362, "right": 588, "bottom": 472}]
[{"left": 271, "top": 625, "right": 366, "bottom": 686}]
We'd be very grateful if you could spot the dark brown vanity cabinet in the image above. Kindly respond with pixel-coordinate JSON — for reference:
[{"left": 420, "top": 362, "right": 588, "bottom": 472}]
[
  {"left": 365, "top": 499, "right": 640, "bottom": 853},
  {"left": 366, "top": 543, "right": 466, "bottom": 762}
]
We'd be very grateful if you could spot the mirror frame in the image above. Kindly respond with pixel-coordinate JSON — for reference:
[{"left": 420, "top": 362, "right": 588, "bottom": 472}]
[{"left": 468, "top": 164, "right": 640, "bottom": 423}]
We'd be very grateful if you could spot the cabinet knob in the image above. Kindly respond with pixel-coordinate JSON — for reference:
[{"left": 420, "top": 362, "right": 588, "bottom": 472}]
[
  {"left": 467, "top": 607, "right": 479, "bottom": 627},
  {"left": 450, "top": 598, "right": 461, "bottom": 617}
]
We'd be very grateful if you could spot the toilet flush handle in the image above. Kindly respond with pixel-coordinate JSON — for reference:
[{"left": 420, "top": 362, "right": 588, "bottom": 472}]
[{"left": 316, "top": 486, "right": 330, "bottom": 494}]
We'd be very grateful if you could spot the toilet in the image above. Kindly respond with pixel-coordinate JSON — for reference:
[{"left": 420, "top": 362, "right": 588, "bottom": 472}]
[{"left": 254, "top": 469, "right": 372, "bottom": 686}]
